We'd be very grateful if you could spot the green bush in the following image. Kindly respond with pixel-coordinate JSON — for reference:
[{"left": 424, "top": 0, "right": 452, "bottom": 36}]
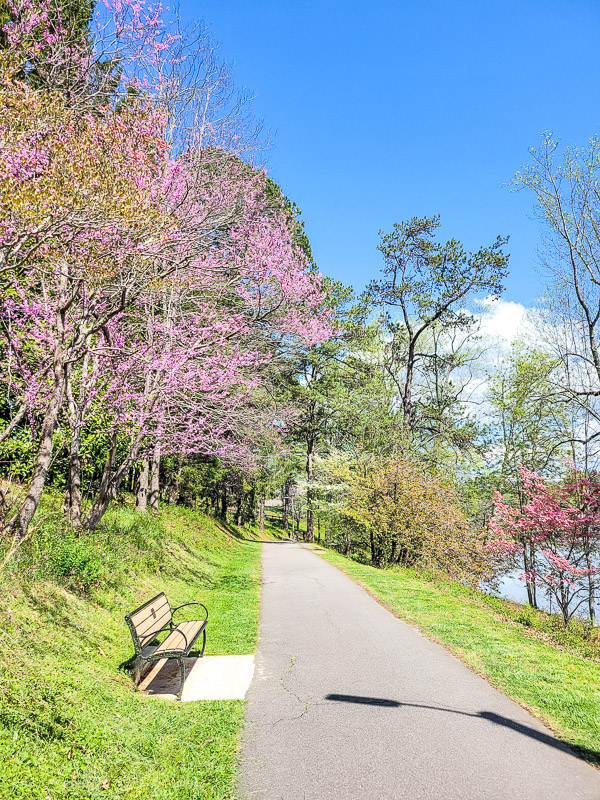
[
  {"left": 44, "top": 532, "right": 102, "bottom": 592},
  {"left": 514, "top": 609, "right": 534, "bottom": 627}
]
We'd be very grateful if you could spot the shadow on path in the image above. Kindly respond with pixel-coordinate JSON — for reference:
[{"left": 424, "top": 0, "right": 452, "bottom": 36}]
[{"left": 325, "top": 694, "right": 600, "bottom": 765}]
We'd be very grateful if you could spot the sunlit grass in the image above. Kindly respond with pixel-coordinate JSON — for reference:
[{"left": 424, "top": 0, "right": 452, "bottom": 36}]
[{"left": 0, "top": 503, "right": 263, "bottom": 799}]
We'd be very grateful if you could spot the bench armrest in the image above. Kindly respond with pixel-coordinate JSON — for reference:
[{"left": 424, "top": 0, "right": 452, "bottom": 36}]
[{"left": 171, "top": 601, "right": 208, "bottom": 622}]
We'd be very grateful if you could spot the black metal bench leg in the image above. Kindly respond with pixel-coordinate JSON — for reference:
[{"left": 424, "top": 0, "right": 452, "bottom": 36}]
[
  {"left": 176, "top": 657, "right": 186, "bottom": 701},
  {"left": 199, "top": 628, "right": 206, "bottom": 657},
  {"left": 130, "top": 655, "right": 144, "bottom": 687}
]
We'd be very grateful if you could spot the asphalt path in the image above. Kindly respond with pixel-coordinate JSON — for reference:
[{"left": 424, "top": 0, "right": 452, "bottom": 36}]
[{"left": 238, "top": 541, "right": 600, "bottom": 799}]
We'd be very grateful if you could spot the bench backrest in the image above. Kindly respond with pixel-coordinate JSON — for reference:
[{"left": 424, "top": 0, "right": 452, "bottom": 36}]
[{"left": 125, "top": 592, "right": 172, "bottom": 653}]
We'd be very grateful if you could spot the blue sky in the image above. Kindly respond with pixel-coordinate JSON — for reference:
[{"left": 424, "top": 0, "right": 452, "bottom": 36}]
[{"left": 179, "top": 0, "right": 600, "bottom": 306}]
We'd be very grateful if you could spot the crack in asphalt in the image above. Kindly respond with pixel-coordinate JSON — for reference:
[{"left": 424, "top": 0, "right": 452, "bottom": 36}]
[{"left": 271, "top": 655, "right": 311, "bottom": 727}]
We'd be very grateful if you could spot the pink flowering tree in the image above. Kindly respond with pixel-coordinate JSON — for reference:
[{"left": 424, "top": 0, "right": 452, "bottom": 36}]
[
  {"left": 489, "top": 466, "right": 600, "bottom": 625},
  {"left": 0, "top": 0, "right": 336, "bottom": 540}
]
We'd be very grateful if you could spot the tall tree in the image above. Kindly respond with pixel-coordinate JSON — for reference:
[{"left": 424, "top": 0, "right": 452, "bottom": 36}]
[{"left": 364, "top": 216, "right": 509, "bottom": 444}]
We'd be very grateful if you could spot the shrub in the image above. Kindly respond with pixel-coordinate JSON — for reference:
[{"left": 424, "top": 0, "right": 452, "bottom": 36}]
[
  {"left": 44, "top": 532, "right": 102, "bottom": 592},
  {"left": 329, "top": 456, "right": 493, "bottom": 584}
]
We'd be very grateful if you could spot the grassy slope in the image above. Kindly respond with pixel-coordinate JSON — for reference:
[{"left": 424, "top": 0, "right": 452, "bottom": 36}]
[
  {"left": 318, "top": 548, "right": 600, "bottom": 767},
  {"left": 0, "top": 505, "right": 265, "bottom": 800}
]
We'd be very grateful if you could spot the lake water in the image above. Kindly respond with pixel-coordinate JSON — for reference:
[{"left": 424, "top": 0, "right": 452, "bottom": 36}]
[{"left": 493, "top": 570, "right": 599, "bottom": 619}]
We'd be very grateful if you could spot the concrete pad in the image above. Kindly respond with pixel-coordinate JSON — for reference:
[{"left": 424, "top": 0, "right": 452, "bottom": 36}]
[{"left": 139, "top": 655, "right": 255, "bottom": 701}]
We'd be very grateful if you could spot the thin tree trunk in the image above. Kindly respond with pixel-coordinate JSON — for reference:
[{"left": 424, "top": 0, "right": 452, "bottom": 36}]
[
  {"left": 64, "top": 368, "right": 83, "bottom": 526},
  {"left": 149, "top": 439, "right": 161, "bottom": 513},
  {"left": 168, "top": 454, "right": 183, "bottom": 504},
  {"left": 236, "top": 495, "right": 243, "bottom": 526},
  {"left": 220, "top": 484, "right": 227, "bottom": 520},
  {"left": 282, "top": 482, "right": 290, "bottom": 535},
  {"left": 65, "top": 431, "right": 83, "bottom": 526},
  {"left": 586, "top": 546, "right": 596, "bottom": 625},
  {"left": 529, "top": 543, "right": 537, "bottom": 607},
  {"left": 306, "top": 443, "right": 315, "bottom": 543},
  {"left": 523, "top": 543, "right": 537, "bottom": 608},
  {"left": 403, "top": 341, "right": 416, "bottom": 429},
  {"left": 259, "top": 500, "right": 265, "bottom": 535},
  {"left": 0, "top": 402, "right": 26, "bottom": 446},
  {"left": 84, "top": 430, "right": 118, "bottom": 530},
  {"left": 83, "top": 419, "right": 153, "bottom": 530},
  {"left": 7, "top": 356, "right": 65, "bottom": 540},
  {"left": 136, "top": 457, "right": 149, "bottom": 512}
]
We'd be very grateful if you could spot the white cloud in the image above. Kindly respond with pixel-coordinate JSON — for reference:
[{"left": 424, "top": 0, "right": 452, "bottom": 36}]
[{"left": 476, "top": 297, "right": 531, "bottom": 345}]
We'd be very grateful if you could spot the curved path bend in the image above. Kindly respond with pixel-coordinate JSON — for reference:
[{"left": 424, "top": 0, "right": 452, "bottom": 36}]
[{"left": 239, "top": 541, "right": 600, "bottom": 800}]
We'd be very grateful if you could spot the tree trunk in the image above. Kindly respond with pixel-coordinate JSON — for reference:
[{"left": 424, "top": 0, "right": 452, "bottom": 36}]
[
  {"left": 403, "top": 340, "right": 416, "bottom": 429},
  {"left": 149, "top": 439, "right": 161, "bottom": 513},
  {"left": 65, "top": 430, "right": 83, "bottom": 526},
  {"left": 136, "top": 457, "right": 149, "bottom": 512},
  {"left": 588, "top": 574, "right": 596, "bottom": 626},
  {"left": 83, "top": 430, "right": 119, "bottom": 531},
  {"left": 236, "top": 495, "right": 243, "bottom": 527},
  {"left": 64, "top": 368, "right": 83, "bottom": 526},
  {"left": 523, "top": 544, "right": 537, "bottom": 608},
  {"left": 0, "top": 402, "right": 27, "bottom": 446},
  {"left": 83, "top": 421, "right": 153, "bottom": 531},
  {"left": 317, "top": 517, "right": 321, "bottom": 543},
  {"left": 220, "top": 484, "right": 227, "bottom": 520},
  {"left": 259, "top": 500, "right": 265, "bottom": 535},
  {"left": 7, "top": 354, "right": 65, "bottom": 541},
  {"left": 306, "top": 443, "right": 315, "bottom": 543},
  {"left": 282, "top": 482, "right": 291, "bottom": 535},
  {"left": 168, "top": 456, "right": 183, "bottom": 504}
]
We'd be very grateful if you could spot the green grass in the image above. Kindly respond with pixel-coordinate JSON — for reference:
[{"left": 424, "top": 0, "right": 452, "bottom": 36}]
[
  {"left": 318, "top": 547, "right": 600, "bottom": 767},
  {"left": 0, "top": 503, "right": 265, "bottom": 799}
]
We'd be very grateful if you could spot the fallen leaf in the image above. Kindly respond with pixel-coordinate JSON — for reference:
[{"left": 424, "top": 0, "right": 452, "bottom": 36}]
[
  {"left": 98, "top": 646, "right": 107, "bottom": 658},
  {"left": 67, "top": 748, "right": 73, "bottom": 760},
  {"left": 101, "top": 779, "right": 110, "bottom": 790}
]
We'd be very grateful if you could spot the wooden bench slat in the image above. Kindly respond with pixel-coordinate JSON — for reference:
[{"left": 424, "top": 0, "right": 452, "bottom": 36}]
[
  {"left": 135, "top": 608, "right": 172, "bottom": 641},
  {"left": 129, "top": 594, "right": 170, "bottom": 629},
  {"left": 154, "top": 620, "right": 206, "bottom": 656}
]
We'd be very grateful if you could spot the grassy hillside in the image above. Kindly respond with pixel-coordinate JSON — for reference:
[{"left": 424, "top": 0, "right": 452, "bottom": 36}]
[
  {"left": 0, "top": 503, "right": 265, "bottom": 799},
  {"left": 317, "top": 547, "right": 600, "bottom": 767}
]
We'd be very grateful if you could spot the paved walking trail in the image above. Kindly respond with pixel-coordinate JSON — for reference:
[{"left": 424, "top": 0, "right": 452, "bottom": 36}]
[{"left": 239, "top": 541, "right": 600, "bottom": 800}]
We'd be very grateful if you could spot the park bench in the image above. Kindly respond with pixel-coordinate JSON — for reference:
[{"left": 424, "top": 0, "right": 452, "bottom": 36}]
[{"left": 124, "top": 592, "right": 208, "bottom": 699}]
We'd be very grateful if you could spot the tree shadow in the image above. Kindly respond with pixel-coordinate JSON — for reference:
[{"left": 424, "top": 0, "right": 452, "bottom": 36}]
[
  {"left": 327, "top": 693, "right": 400, "bottom": 707},
  {"left": 324, "top": 695, "right": 600, "bottom": 766}
]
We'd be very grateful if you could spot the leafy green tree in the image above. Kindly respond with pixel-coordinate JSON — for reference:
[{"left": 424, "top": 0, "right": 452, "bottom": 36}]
[
  {"left": 364, "top": 215, "right": 509, "bottom": 446},
  {"left": 512, "top": 136, "right": 600, "bottom": 457},
  {"left": 486, "top": 344, "right": 572, "bottom": 607},
  {"left": 488, "top": 344, "right": 570, "bottom": 494}
]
